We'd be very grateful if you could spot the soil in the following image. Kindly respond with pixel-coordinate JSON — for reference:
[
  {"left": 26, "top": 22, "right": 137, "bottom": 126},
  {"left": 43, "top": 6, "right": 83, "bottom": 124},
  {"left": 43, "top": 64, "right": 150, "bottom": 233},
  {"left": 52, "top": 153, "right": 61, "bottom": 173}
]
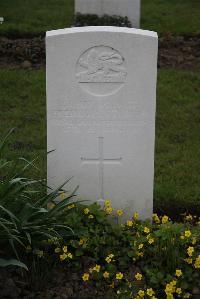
[
  {"left": 0, "top": 266, "right": 113, "bottom": 299},
  {"left": 0, "top": 264, "right": 144, "bottom": 299},
  {"left": 0, "top": 34, "right": 200, "bottom": 71}
]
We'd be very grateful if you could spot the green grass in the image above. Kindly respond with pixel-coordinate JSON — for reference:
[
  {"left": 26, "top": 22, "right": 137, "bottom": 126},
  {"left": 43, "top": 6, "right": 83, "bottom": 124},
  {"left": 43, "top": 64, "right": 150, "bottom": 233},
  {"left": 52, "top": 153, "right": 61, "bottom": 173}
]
[
  {"left": 0, "top": 70, "right": 46, "bottom": 178},
  {"left": 0, "top": 69, "right": 200, "bottom": 213},
  {"left": 141, "top": 0, "right": 200, "bottom": 34},
  {"left": 0, "top": 0, "right": 199, "bottom": 36},
  {"left": 0, "top": 0, "right": 74, "bottom": 37},
  {"left": 154, "top": 70, "right": 200, "bottom": 213}
]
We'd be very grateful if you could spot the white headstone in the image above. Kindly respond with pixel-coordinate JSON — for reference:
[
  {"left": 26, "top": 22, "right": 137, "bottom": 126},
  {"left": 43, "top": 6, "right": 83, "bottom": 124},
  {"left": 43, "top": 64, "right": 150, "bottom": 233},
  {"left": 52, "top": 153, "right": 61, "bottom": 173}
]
[
  {"left": 46, "top": 26, "right": 158, "bottom": 219},
  {"left": 75, "top": 0, "right": 140, "bottom": 28}
]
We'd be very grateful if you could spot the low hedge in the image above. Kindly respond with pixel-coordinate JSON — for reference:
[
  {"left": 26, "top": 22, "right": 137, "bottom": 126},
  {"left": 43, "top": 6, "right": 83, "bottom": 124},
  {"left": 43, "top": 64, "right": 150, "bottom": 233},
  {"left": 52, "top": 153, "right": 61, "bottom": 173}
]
[{"left": 74, "top": 13, "right": 131, "bottom": 27}]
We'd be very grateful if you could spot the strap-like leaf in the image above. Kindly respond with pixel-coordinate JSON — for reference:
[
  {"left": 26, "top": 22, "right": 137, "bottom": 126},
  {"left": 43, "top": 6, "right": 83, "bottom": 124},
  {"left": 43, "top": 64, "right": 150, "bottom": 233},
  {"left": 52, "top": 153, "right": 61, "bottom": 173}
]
[{"left": 0, "top": 258, "right": 28, "bottom": 270}]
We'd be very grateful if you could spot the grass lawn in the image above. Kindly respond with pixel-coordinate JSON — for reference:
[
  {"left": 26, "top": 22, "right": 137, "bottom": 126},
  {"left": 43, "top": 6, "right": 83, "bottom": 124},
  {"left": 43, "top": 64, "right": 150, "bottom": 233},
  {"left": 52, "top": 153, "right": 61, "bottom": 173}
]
[
  {"left": 0, "top": 70, "right": 46, "bottom": 178},
  {"left": 142, "top": 0, "right": 200, "bottom": 34},
  {"left": 0, "top": 69, "right": 200, "bottom": 213},
  {"left": 0, "top": 0, "right": 74, "bottom": 37},
  {"left": 0, "top": 0, "right": 200, "bottom": 36}
]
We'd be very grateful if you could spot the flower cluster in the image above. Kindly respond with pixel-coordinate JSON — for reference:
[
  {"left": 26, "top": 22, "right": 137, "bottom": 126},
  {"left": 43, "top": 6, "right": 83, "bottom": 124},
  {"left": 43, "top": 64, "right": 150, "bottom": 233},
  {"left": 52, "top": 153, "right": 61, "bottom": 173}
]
[
  {"left": 63, "top": 203, "right": 200, "bottom": 298},
  {"left": 105, "top": 253, "right": 115, "bottom": 263},
  {"left": 55, "top": 245, "right": 73, "bottom": 261},
  {"left": 104, "top": 199, "right": 113, "bottom": 215}
]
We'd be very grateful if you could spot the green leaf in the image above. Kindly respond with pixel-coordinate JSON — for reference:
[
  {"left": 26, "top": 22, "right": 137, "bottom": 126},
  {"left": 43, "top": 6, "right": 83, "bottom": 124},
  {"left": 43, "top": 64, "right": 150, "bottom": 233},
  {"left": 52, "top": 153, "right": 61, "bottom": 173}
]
[{"left": 0, "top": 258, "right": 28, "bottom": 270}]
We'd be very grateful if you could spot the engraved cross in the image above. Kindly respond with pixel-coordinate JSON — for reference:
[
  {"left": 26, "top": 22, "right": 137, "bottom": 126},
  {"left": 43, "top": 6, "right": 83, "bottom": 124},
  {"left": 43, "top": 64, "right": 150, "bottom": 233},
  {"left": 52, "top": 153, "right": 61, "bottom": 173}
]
[{"left": 81, "top": 137, "right": 122, "bottom": 200}]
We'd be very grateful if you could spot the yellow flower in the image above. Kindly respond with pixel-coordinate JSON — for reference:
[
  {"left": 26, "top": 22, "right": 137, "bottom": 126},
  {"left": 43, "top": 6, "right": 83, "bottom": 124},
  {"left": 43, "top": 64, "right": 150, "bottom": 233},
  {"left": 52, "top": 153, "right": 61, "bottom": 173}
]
[
  {"left": 88, "top": 214, "right": 94, "bottom": 219},
  {"left": 187, "top": 246, "right": 194, "bottom": 257},
  {"left": 60, "top": 253, "right": 67, "bottom": 261},
  {"left": 105, "top": 257, "right": 111, "bottom": 263},
  {"left": 84, "top": 208, "right": 90, "bottom": 214},
  {"left": 105, "top": 207, "right": 113, "bottom": 215},
  {"left": 138, "top": 243, "right": 144, "bottom": 250},
  {"left": 165, "top": 283, "right": 174, "bottom": 294},
  {"left": 147, "top": 288, "right": 154, "bottom": 296},
  {"left": 185, "top": 258, "right": 192, "bottom": 264},
  {"left": 185, "top": 214, "right": 193, "bottom": 221},
  {"left": 105, "top": 253, "right": 114, "bottom": 263},
  {"left": 89, "top": 267, "right": 93, "bottom": 273},
  {"left": 184, "top": 230, "right": 192, "bottom": 238},
  {"left": 192, "top": 237, "right": 197, "bottom": 245},
  {"left": 144, "top": 227, "right": 150, "bottom": 234},
  {"left": 82, "top": 273, "right": 89, "bottom": 281},
  {"left": 127, "top": 220, "right": 133, "bottom": 227},
  {"left": 103, "top": 271, "right": 110, "bottom": 279},
  {"left": 135, "top": 273, "right": 142, "bottom": 281},
  {"left": 62, "top": 246, "right": 68, "bottom": 253},
  {"left": 60, "top": 192, "right": 65, "bottom": 200},
  {"left": 183, "top": 293, "right": 191, "bottom": 298},
  {"left": 93, "top": 264, "right": 101, "bottom": 272},
  {"left": 133, "top": 212, "right": 139, "bottom": 220},
  {"left": 138, "top": 290, "right": 145, "bottom": 297},
  {"left": 176, "top": 288, "right": 182, "bottom": 295},
  {"left": 55, "top": 247, "right": 61, "bottom": 253},
  {"left": 104, "top": 199, "right": 111, "bottom": 207},
  {"left": 175, "top": 269, "right": 182, "bottom": 277},
  {"left": 162, "top": 215, "right": 169, "bottom": 224},
  {"left": 152, "top": 213, "right": 160, "bottom": 223},
  {"left": 117, "top": 209, "right": 123, "bottom": 216},
  {"left": 67, "top": 252, "right": 73, "bottom": 259},
  {"left": 171, "top": 280, "right": 177, "bottom": 286},
  {"left": 116, "top": 272, "right": 123, "bottom": 280},
  {"left": 148, "top": 238, "right": 154, "bottom": 244},
  {"left": 194, "top": 255, "right": 200, "bottom": 269}
]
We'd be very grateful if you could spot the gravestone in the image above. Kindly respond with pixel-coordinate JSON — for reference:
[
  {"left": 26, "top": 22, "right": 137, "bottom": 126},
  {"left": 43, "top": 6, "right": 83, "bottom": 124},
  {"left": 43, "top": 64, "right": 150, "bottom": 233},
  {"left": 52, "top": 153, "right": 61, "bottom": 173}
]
[
  {"left": 46, "top": 26, "right": 158, "bottom": 219},
  {"left": 75, "top": 0, "right": 140, "bottom": 28}
]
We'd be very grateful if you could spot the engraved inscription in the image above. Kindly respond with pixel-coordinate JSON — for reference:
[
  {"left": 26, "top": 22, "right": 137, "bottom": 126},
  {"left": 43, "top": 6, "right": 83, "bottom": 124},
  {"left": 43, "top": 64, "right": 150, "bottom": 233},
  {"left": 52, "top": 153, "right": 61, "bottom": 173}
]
[{"left": 76, "top": 46, "right": 127, "bottom": 96}]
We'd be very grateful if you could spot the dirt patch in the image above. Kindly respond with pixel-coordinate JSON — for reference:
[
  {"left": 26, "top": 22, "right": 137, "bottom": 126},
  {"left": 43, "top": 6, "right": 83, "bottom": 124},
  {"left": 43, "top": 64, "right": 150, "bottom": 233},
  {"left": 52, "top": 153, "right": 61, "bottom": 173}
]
[
  {"left": 0, "top": 34, "right": 199, "bottom": 71},
  {"left": 0, "top": 37, "right": 45, "bottom": 69},
  {"left": 0, "top": 266, "right": 115, "bottom": 299},
  {"left": 158, "top": 34, "right": 200, "bottom": 71}
]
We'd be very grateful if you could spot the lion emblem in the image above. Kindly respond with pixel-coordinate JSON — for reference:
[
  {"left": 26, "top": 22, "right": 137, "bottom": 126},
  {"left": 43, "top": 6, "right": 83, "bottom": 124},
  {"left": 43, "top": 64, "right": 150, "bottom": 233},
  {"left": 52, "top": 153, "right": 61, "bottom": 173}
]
[{"left": 77, "top": 46, "right": 127, "bottom": 83}]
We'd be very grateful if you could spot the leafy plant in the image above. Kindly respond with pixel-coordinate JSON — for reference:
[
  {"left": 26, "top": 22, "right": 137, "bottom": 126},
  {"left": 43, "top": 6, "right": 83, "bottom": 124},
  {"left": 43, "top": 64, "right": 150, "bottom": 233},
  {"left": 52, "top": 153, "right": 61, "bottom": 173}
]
[
  {"left": 75, "top": 13, "right": 131, "bottom": 27},
  {"left": 56, "top": 202, "right": 200, "bottom": 298},
  {"left": 0, "top": 129, "right": 78, "bottom": 269}
]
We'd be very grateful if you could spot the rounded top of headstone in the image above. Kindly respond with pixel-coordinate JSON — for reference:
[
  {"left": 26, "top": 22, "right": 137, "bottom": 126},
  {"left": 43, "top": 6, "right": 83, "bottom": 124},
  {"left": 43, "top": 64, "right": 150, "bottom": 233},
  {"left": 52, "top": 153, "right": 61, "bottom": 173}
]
[{"left": 46, "top": 26, "right": 158, "bottom": 39}]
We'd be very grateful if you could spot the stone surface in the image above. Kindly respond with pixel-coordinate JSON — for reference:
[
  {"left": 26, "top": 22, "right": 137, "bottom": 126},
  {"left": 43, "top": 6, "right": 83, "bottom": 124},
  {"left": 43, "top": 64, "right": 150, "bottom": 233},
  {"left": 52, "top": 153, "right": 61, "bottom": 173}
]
[
  {"left": 75, "top": 0, "right": 140, "bottom": 28},
  {"left": 46, "top": 26, "right": 158, "bottom": 219}
]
